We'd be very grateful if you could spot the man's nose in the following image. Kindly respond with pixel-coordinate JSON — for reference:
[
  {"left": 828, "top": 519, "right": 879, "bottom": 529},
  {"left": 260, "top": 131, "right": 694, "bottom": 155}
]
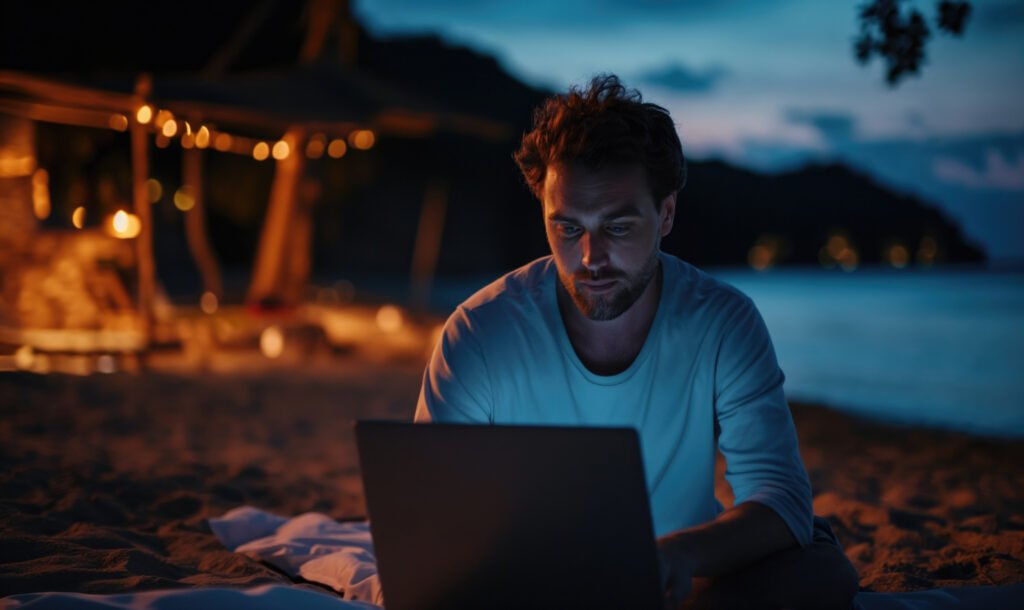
[{"left": 580, "top": 231, "right": 609, "bottom": 273}]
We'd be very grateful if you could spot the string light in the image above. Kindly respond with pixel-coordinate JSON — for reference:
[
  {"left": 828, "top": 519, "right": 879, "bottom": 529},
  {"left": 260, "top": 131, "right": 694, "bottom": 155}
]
[
  {"left": 350, "top": 129, "right": 375, "bottom": 150},
  {"left": 195, "top": 126, "right": 211, "bottom": 148},
  {"left": 271, "top": 140, "right": 290, "bottom": 160},
  {"left": 110, "top": 210, "right": 141, "bottom": 239},
  {"left": 252, "top": 142, "right": 270, "bottom": 161},
  {"left": 136, "top": 105, "right": 153, "bottom": 124},
  {"left": 327, "top": 139, "right": 347, "bottom": 158},
  {"left": 109, "top": 114, "right": 129, "bottom": 131},
  {"left": 72, "top": 206, "right": 86, "bottom": 229}
]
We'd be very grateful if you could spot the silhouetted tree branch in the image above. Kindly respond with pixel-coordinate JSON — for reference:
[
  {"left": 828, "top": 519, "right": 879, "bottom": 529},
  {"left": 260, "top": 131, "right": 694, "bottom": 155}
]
[{"left": 855, "top": 0, "right": 971, "bottom": 86}]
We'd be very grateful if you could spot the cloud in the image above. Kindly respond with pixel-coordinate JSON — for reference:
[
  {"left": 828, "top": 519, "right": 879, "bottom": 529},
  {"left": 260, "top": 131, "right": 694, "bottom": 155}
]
[
  {"left": 638, "top": 63, "right": 728, "bottom": 94},
  {"left": 934, "top": 150, "right": 1024, "bottom": 191},
  {"left": 784, "top": 109, "right": 858, "bottom": 145}
]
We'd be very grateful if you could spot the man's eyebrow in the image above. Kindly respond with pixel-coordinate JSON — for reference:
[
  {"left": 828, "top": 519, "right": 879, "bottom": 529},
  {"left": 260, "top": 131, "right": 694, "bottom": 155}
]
[{"left": 547, "top": 203, "right": 644, "bottom": 223}]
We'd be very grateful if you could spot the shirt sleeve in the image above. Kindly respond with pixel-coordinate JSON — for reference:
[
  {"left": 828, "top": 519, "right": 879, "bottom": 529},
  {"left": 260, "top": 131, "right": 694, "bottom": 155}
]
[
  {"left": 713, "top": 295, "right": 813, "bottom": 546},
  {"left": 414, "top": 306, "right": 493, "bottom": 424}
]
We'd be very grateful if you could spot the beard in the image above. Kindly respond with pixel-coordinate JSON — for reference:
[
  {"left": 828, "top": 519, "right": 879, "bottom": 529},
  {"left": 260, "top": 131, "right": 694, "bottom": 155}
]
[{"left": 559, "top": 248, "right": 660, "bottom": 321}]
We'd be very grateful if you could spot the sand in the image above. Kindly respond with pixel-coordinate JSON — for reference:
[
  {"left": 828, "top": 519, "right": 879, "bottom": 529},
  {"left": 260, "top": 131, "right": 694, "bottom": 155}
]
[{"left": 1, "top": 362, "right": 1023, "bottom": 598}]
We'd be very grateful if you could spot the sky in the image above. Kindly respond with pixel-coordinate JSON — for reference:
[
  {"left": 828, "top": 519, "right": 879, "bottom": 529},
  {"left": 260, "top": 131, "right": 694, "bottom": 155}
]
[{"left": 354, "top": 0, "right": 1024, "bottom": 262}]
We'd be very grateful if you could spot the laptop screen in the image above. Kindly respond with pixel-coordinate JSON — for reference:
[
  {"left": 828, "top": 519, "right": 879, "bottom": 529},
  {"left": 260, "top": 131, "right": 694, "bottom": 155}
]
[{"left": 356, "top": 421, "right": 664, "bottom": 610}]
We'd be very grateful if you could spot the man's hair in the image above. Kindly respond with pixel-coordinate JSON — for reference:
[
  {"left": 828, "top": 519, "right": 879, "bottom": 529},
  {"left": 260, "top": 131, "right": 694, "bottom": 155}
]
[{"left": 514, "top": 74, "right": 686, "bottom": 208}]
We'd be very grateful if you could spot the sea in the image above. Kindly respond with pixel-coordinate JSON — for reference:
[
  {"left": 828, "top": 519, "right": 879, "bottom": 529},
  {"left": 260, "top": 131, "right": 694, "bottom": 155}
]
[{"left": 350, "top": 266, "right": 1024, "bottom": 439}]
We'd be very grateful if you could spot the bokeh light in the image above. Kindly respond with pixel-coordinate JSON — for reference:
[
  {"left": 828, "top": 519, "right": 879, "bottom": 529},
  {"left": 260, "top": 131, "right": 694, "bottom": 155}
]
[
  {"left": 349, "top": 129, "right": 375, "bottom": 150},
  {"left": 252, "top": 142, "right": 270, "bottom": 161},
  {"left": 72, "top": 206, "right": 86, "bottom": 229},
  {"left": 272, "top": 140, "right": 290, "bottom": 160},
  {"left": 200, "top": 291, "right": 219, "bottom": 315},
  {"left": 376, "top": 305, "right": 404, "bottom": 333},
  {"left": 108, "top": 114, "right": 128, "bottom": 131},
  {"left": 146, "top": 178, "right": 163, "bottom": 203},
  {"left": 327, "top": 139, "right": 347, "bottom": 158},
  {"left": 260, "top": 326, "right": 285, "bottom": 358},
  {"left": 173, "top": 188, "right": 195, "bottom": 211}
]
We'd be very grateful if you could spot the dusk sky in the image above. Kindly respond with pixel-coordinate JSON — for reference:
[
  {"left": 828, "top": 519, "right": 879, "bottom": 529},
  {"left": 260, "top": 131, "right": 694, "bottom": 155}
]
[{"left": 355, "top": 0, "right": 1024, "bottom": 262}]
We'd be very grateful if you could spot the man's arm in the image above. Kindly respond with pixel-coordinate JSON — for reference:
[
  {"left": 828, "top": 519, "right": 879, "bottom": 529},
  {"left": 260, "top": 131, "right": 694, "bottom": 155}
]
[
  {"left": 659, "top": 294, "right": 812, "bottom": 605},
  {"left": 659, "top": 501, "right": 795, "bottom": 577}
]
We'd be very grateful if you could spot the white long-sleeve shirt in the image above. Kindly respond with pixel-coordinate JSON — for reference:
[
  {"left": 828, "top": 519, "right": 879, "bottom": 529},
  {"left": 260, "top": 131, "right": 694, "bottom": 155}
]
[{"left": 415, "top": 252, "right": 813, "bottom": 545}]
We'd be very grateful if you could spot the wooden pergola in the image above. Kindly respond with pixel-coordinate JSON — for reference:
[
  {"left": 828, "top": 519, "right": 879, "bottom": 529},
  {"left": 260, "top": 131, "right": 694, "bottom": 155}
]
[{"left": 0, "top": 67, "right": 511, "bottom": 349}]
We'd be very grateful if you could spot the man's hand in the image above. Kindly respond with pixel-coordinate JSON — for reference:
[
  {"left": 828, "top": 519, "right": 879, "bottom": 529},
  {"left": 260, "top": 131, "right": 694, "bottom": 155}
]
[{"left": 656, "top": 542, "right": 695, "bottom": 609}]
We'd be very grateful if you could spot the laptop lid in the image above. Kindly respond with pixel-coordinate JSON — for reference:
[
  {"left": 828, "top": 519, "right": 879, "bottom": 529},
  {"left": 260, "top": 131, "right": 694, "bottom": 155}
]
[{"left": 355, "top": 421, "right": 664, "bottom": 610}]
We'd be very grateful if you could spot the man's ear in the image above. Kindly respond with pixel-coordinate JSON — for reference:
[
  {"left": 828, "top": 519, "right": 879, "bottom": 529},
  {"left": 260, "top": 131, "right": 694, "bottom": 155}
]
[{"left": 659, "top": 192, "right": 677, "bottom": 237}]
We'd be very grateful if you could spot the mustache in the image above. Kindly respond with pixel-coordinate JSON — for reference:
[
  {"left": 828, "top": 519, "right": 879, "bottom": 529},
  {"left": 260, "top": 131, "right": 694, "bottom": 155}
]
[{"left": 573, "top": 269, "right": 624, "bottom": 282}]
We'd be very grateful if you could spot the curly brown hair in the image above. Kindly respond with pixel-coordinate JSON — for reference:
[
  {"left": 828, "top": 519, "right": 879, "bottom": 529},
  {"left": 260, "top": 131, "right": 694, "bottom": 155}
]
[{"left": 514, "top": 74, "right": 686, "bottom": 208}]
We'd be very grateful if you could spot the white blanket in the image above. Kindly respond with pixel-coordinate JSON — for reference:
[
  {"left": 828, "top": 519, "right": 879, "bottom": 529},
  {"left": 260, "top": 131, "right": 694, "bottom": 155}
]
[{"left": 208, "top": 506, "right": 383, "bottom": 606}]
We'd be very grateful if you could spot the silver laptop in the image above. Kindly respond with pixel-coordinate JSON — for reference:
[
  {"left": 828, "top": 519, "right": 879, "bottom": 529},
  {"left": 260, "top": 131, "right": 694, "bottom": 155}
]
[{"left": 355, "top": 421, "right": 664, "bottom": 610}]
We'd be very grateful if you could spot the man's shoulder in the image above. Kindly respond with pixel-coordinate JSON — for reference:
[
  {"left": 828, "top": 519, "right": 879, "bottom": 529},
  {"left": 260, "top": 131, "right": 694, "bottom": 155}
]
[
  {"left": 661, "top": 253, "right": 756, "bottom": 315},
  {"left": 457, "top": 256, "right": 555, "bottom": 318}
]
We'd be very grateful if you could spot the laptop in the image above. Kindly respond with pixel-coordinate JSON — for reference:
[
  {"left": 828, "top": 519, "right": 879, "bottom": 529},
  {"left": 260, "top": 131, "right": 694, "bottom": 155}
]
[{"left": 355, "top": 421, "right": 664, "bottom": 610}]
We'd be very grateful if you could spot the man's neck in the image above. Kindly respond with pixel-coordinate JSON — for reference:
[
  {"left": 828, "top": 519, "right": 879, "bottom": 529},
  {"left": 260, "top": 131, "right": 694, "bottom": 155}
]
[{"left": 557, "top": 261, "right": 663, "bottom": 376}]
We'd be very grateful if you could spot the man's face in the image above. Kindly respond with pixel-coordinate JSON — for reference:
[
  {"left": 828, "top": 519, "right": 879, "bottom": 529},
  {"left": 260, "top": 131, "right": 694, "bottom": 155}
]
[{"left": 542, "top": 162, "right": 676, "bottom": 321}]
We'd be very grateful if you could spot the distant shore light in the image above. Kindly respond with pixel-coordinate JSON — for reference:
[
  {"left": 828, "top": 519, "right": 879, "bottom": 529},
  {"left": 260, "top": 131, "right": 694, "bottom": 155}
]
[
  {"left": 252, "top": 142, "right": 270, "bottom": 161},
  {"left": 917, "top": 236, "right": 938, "bottom": 266},
  {"left": 888, "top": 244, "right": 910, "bottom": 268},
  {"left": 272, "top": 140, "right": 290, "bottom": 160}
]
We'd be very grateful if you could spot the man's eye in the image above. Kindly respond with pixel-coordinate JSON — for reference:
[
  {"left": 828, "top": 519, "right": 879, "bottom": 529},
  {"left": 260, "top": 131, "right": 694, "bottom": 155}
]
[
  {"left": 559, "top": 225, "right": 582, "bottom": 238},
  {"left": 606, "top": 224, "right": 630, "bottom": 236}
]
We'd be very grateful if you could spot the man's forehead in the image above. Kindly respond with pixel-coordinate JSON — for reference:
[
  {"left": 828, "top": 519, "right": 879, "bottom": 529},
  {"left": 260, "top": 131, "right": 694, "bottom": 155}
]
[{"left": 542, "top": 162, "right": 652, "bottom": 214}]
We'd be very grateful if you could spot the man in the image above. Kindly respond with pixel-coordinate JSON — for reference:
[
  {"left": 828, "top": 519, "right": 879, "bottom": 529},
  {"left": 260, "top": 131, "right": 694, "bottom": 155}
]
[{"left": 415, "top": 75, "right": 858, "bottom": 609}]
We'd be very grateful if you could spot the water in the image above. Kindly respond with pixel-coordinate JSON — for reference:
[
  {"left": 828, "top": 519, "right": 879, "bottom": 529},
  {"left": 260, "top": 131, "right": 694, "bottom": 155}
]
[
  {"left": 351, "top": 267, "right": 1024, "bottom": 438},
  {"left": 711, "top": 268, "right": 1024, "bottom": 438}
]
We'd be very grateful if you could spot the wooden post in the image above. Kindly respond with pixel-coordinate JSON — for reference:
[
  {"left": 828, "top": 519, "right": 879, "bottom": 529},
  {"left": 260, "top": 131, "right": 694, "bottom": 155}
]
[
  {"left": 182, "top": 146, "right": 223, "bottom": 298},
  {"left": 410, "top": 179, "right": 448, "bottom": 311},
  {"left": 247, "top": 128, "right": 307, "bottom": 305},
  {"left": 131, "top": 74, "right": 155, "bottom": 346}
]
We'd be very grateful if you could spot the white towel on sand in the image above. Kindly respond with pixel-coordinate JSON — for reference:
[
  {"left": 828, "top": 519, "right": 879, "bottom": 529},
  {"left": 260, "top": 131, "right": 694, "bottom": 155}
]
[{"left": 208, "top": 506, "right": 383, "bottom": 606}]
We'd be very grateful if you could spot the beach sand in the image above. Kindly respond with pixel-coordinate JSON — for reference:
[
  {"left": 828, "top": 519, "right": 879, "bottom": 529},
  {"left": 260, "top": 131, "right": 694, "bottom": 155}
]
[{"left": 1, "top": 362, "right": 1022, "bottom": 597}]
